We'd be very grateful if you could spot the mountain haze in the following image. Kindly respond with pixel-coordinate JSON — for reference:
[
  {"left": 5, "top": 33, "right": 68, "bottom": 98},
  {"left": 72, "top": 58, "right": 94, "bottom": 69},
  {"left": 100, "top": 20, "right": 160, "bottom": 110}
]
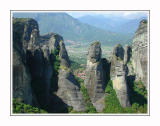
[
  {"left": 78, "top": 15, "right": 147, "bottom": 34},
  {"left": 13, "top": 13, "right": 132, "bottom": 46}
]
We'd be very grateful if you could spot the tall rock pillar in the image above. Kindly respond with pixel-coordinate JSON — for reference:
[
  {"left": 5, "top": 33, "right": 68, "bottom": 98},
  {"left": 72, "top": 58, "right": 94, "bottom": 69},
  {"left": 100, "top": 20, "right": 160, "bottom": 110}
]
[
  {"left": 110, "top": 44, "right": 130, "bottom": 107},
  {"left": 84, "top": 42, "right": 106, "bottom": 112}
]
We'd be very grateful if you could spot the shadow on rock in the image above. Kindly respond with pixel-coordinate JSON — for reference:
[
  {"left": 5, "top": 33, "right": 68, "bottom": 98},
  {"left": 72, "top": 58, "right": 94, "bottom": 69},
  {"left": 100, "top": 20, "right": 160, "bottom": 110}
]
[
  {"left": 127, "top": 75, "right": 147, "bottom": 106},
  {"left": 101, "top": 58, "right": 111, "bottom": 89},
  {"left": 48, "top": 94, "right": 69, "bottom": 113}
]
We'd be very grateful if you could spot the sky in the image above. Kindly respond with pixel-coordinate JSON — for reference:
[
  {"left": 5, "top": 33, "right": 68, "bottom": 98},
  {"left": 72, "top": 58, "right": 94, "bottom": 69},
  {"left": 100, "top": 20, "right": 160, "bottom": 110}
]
[
  {"left": 12, "top": 11, "right": 148, "bottom": 20},
  {"left": 66, "top": 11, "right": 148, "bottom": 19}
]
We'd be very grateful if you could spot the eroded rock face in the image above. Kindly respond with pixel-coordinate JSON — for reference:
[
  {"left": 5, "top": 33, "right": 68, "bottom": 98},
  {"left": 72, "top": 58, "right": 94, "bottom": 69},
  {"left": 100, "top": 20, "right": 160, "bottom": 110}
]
[
  {"left": 56, "top": 41, "right": 85, "bottom": 112},
  {"left": 59, "top": 40, "right": 70, "bottom": 68},
  {"left": 13, "top": 18, "right": 39, "bottom": 105},
  {"left": 13, "top": 48, "right": 32, "bottom": 105},
  {"left": 132, "top": 19, "right": 148, "bottom": 88},
  {"left": 84, "top": 42, "right": 106, "bottom": 112},
  {"left": 110, "top": 44, "right": 130, "bottom": 107},
  {"left": 13, "top": 18, "right": 85, "bottom": 112},
  {"left": 87, "top": 42, "right": 102, "bottom": 63},
  {"left": 57, "top": 69, "right": 86, "bottom": 112}
]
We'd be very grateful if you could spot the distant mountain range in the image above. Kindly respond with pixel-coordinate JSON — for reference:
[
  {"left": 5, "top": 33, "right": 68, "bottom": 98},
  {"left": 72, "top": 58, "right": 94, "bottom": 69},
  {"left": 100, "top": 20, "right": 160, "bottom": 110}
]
[
  {"left": 13, "top": 12, "right": 145, "bottom": 46},
  {"left": 78, "top": 15, "right": 147, "bottom": 34}
]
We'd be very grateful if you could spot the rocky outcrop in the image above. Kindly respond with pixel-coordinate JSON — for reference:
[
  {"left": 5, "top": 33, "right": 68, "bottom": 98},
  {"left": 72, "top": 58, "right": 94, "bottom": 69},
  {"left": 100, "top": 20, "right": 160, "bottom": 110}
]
[
  {"left": 132, "top": 19, "right": 148, "bottom": 88},
  {"left": 110, "top": 44, "right": 130, "bottom": 107},
  {"left": 57, "top": 69, "right": 86, "bottom": 112},
  {"left": 13, "top": 18, "right": 148, "bottom": 113},
  {"left": 84, "top": 42, "right": 106, "bottom": 112},
  {"left": 56, "top": 41, "right": 86, "bottom": 112},
  {"left": 13, "top": 18, "right": 60, "bottom": 108},
  {"left": 13, "top": 48, "right": 32, "bottom": 105},
  {"left": 13, "top": 18, "right": 85, "bottom": 112},
  {"left": 13, "top": 18, "right": 39, "bottom": 105}
]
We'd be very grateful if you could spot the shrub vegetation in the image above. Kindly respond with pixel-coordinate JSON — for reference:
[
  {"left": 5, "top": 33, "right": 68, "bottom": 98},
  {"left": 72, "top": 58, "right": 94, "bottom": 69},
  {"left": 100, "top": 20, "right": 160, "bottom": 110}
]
[
  {"left": 13, "top": 99, "right": 47, "bottom": 113},
  {"left": 73, "top": 77, "right": 97, "bottom": 113},
  {"left": 103, "top": 80, "right": 147, "bottom": 113},
  {"left": 50, "top": 49, "right": 60, "bottom": 92}
]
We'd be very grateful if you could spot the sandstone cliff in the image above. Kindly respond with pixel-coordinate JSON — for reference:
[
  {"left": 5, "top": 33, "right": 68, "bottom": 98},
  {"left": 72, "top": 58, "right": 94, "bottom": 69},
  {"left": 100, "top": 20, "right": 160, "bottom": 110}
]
[
  {"left": 132, "top": 19, "right": 148, "bottom": 88},
  {"left": 13, "top": 47, "right": 32, "bottom": 105},
  {"left": 13, "top": 18, "right": 148, "bottom": 113},
  {"left": 13, "top": 18, "right": 39, "bottom": 105},
  {"left": 13, "top": 18, "right": 85, "bottom": 112},
  {"left": 56, "top": 41, "right": 86, "bottom": 112},
  {"left": 110, "top": 44, "right": 130, "bottom": 107},
  {"left": 84, "top": 42, "right": 106, "bottom": 112}
]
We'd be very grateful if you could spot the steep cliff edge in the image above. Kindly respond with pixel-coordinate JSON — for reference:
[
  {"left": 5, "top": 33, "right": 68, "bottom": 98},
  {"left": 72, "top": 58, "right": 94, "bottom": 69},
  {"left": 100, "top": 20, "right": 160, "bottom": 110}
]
[
  {"left": 132, "top": 19, "right": 148, "bottom": 88},
  {"left": 110, "top": 44, "right": 130, "bottom": 107},
  {"left": 84, "top": 42, "right": 106, "bottom": 112},
  {"left": 13, "top": 18, "right": 39, "bottom": 105},
  {"left": 13, "top": 18, "right": 85, "bottom": 112}
]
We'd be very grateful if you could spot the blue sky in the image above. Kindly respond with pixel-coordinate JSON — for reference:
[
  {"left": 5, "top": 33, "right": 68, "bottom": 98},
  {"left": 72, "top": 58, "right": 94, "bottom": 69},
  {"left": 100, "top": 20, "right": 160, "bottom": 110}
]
[{"left": 66, "top": 11, "right": 148, "bottom": 19}]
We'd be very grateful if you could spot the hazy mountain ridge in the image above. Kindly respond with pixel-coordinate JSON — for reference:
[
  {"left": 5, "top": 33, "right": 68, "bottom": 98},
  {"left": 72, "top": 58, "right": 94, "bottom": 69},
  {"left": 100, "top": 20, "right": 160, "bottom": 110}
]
[
  {"left": 13, "top": 12, "right": 132, "bottom": 46},
  {"left": 78, "top": 15, "right": 147, "bottom": 34}
]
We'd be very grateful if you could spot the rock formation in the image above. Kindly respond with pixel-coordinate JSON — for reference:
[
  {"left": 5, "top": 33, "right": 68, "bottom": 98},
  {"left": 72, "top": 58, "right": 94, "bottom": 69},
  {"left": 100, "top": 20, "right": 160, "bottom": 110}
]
[
  {"left": 123, "top": 45, "right": 135, "bottom": 77},
  {"left": 124, "top": 45, "right": 132, "bottom": 65},
  {"left": 110, "top": 44, "right": 130, "bottom": 107},
  {"left": 13, "top": 17, "right": 148, "bottom": 113},
  {"left": 56, "top": 41, "right": 86, "bottom": 112},
  {"left": 13, "top": 18, "right": 39, "bottom": 105},
  {"left": 84, "top": 42, "right": 106, "bottom": 112},
  {"left": 132, "top": 19, "right": 148, "bottom": 88},
  {"left": 13, "top": 48, "right": 32, "bottom": 105},
  {"left": 13, "top": 18, "right": 85, "bottom": 112},
  {"left": 57, "top": 69, "right": 86, "bottom": 111}
]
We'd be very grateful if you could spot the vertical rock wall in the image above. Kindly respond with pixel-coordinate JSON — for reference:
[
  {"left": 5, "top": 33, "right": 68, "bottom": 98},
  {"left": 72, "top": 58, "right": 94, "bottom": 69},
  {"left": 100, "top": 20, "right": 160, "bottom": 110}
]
[
  {"left": 110, "top": 44, "right": 130, "bottom": 107},
  {"left": 84, "top": 42, "right": 106, "bottom": 112},
  {"left": 13, "top": 18, "right": 85, "bottom": 112},
  {"left": 13, "top": 18, "right": 40, "bottom": 105},
  {"left": 57, "top": 40, "right": 86, "bottom": 112},
  {"left": 13, "top": 48, "right": 32, "bottom": 105},
  {"left": 132, "top": 19, "right": 148, "bottom": 88}
]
